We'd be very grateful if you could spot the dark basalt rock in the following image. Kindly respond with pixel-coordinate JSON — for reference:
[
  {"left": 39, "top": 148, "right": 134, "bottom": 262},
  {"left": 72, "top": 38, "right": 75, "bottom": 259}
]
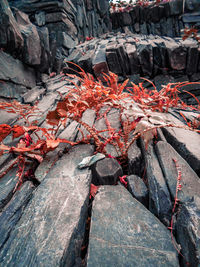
[
  {"left": 176, "top": 196, "right": 200, "bottom": 267},
  {"left": 14, "top": 9, "right": 41, "bottom": 66},
  {"left": 0, "top": 181, "right": 35, "bottom": 250},
  {"left": 141, "top": 142, "right": 172, "bottom": 226},
  {"left": 162, "top": 114, "right": 200, "bottom": 176},
  {"left": 127, "top": 175, "right": 148, "bottom": 207},
  {"left": 128, "top": 141, "right": 143, "bottom": 177},
  {"left": 137, "top": 40, "right": 153, "bottom": 77},
  {"left": 0, "top": 0, "right": 24, "bottom": 53},
  {"left": 0, "top": 144, "right": 93, "bottom": 267},
  {"left": 0, "top": 51, "right": 36, "bottom": 88},
  {"left": 125, "top": 43, "right": 140, "bottom": 75},
  {"left": 87, "top": 185, "right": 179, "bottom": 267},
  {"left": 164, "top": 39, "right": 187, "bottom": 71},
  {"left": 91, "top": 158, "right": 123, "bottom": 185},
  {"left": 155, "top": 141, "right": 200, "bottom": 203}
]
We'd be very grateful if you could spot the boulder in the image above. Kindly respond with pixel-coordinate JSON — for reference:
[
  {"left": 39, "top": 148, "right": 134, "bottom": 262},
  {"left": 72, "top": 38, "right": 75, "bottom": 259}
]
[
  {"left": 87, "top": 185, "right": 179, "bottom": 266},
  {"left": 91, "top": 158, "right": 123, "bottom": 185},
  {"left": 0, "top": 144, "right": 93, "bottom": 266}
]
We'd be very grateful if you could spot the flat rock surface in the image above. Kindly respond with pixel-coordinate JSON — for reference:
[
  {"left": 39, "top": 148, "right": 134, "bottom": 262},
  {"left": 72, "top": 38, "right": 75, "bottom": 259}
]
[
  {"left": 87, "top": 185, "right": 179, "bottom": 267},
  {"left": 0, "top": 144, "right": 94, "bottom": 267},
  {"left": 155, "top": 141, "right": 200, "bottom": 203},
  {"left": 162, "top": 113, "right": 200, "bottom": 175}
]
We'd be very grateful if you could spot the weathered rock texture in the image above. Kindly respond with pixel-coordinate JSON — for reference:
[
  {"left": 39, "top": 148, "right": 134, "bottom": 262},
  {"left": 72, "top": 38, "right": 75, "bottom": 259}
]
[{"left": 87, "top": 185, "right": 179, "bottom": 266}]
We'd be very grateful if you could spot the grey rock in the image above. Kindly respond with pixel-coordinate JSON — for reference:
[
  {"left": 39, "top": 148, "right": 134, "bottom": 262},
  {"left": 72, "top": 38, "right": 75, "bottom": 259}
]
[
  {"left": 94, "top": 107, "right": 121, "bottom": 157},
  {"left": 35, "top": 11, "right": 46, "bottom": 26},
  {"left": 37, "top": 26, "right": 50, "bottom": 73},
  {"left": 155, "top": 141, "right": 200, "bottom": 203},
  {"left": 0, "top": 181, "right": 35, "bottom": 250},
  {"left": 106, "top": 43, "right": 122, "bottom": 75},
  {"left": 164, "top": 39, "right": 187, "bottom": 70},
  {"left": 0, "top": 0, "right": 23, "bottom": 53},
  {"left": 22, "top": 86, "right": 46, "bottom": 104},
  {"left": 176, "top": 196, "right": 200, "bottom": 267},
  {"left": 137, "top": 40, "right": 153, "bottom": 77},
  {"left": 127, "top": 174, "right": 148, "bottom": 206},
  {"left": 62, "top": 32, "right": 77, "bottom": 49},
  {"left": 0, "top": 51, "right": 36, "bottom": 88},
  {"left": 162, "top": 114, "right": 200, "bottom": 176},
  {"left": 182, "top": 12, "right": 200, "bottom": 23},
  {"left": 128, "top": 141, "right": 143, "bottom": 176},
  {"left": 125, "top": 43, "right": 140, "bottom": 74},
  {"left": 91, "top": 158, "right": 123, "bottom": 185},
  {"left": 0, "top": 144, "right": 93, "bottom": 267},
  {"left": 76, "top": 108, "right": 96, "bottom": 142},
  {"left": 0, "top": 167, "right": 18, "bottom": 212},
  {"left": 87, "top": 185, "right": 179, "bottom": 267},
  {"left": 14, "top": 9, "right": 41, "bottom": 65},
  {"left": 0, "top": 81, "right": 27, "bottom": 100},
  {"left": 141, "top": 142, "right": 172, "bottom": 225}
]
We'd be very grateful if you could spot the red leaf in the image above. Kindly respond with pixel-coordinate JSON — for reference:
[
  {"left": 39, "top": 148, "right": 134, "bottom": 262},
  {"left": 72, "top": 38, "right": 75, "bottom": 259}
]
[
  {"left": 119, "top": 175, "right": 128, "bottom": 187},
  {"left": 46, "top": 110, "right": 60, "bottom": 126},
  {"left": 12, "top": 125, "right": 25, "bottom": 139},
  {"left": 90, "top": 183, "right": 99, "bottom": 199},
  {"left": 0, "top": 124, "right": 12, "bottom": 142}
]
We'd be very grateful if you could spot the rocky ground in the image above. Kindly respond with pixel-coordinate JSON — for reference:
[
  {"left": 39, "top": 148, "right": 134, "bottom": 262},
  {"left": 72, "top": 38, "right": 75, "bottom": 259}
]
[
  {"left": 0, "top": 71, "right": 200, "bottom": 266},
  {"left": 0, "top": 0, "right": 200, "bottom": 266}
]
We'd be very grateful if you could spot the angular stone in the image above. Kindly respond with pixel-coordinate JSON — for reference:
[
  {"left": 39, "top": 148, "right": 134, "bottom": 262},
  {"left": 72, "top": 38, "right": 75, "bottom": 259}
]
[
  {"left": 14, "top": 9, "right": 41, "bottom": 65},
  {"left": 141, "top": 142, "right": 172, "bottom": 225},
  {"left": 127, "top": 174, "right": 148, "bottom": 206},
  {"left": 0, "top": 0, "right": 23, "bottom": 53},
  {"left": 182, "top": 12, "right": 200, "bottom": 23},
  {"left": 169, "top": 0, "right": 183, "bottom": 15},
  {"left": 137, "top": 40, "right": 153, "bottom": 77},
  {"left": 116, "top": 44, "right": 130, "bottom": 76},
  {"left": 176, "top": 196, "right": 200, "bottom": 267},
  {"left": 87, "top": 185, "right": 179, "bottom": 266},
  {"left": 121, "top": 12, "right": 132, "bottom": 26},
  {"left": 164, "top": 39, "right": 187, "bottom": 70},
  {"left": 0, "top": 51, "right": 36, "bottom": 88},
  {"left": 22, "top": 86, "right": 46, "bottom": 104},
  {"left": 106, "top": 48, "right": 122, "bottom": 75},
  {"left": 0, "top": 166, "right": 18, "bottom": 212},
  {"left": 128, "top": 141, "right": 143, "bottom": 176},
  {"left": 94, "top": 107, "right": 121, "bottom": 157},
  {"left": 37, "top": 26, "right": 50, "bottom": 73},
  {"left": 125, "top": 43, "right": 140, "bottom": 75},
  {"left": 76, "top": 109, "right": 96, "bottom": 142},
  {"left": 91, "top": 158, "right": 123, "bottom": 185},
  {"left": 0, "top": 81, "right": 27, "bottom": 100},
  {"left": 162, "top": 114, "right": 200, "bottom": 176},
  {"left": 0, "top": 181, "right": 35, "bottom": 250},
  {"left": 155, "top": 141, "right": 200, "bottom": 203},
  {"left": 0, "top": 144, "right": 93, "bottom": 266}
]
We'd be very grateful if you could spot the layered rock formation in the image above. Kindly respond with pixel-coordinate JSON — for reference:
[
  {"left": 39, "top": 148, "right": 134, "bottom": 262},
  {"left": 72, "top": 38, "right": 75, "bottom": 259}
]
[{"left": 110, "top": 0, "right": 200, "bottom": 37}]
